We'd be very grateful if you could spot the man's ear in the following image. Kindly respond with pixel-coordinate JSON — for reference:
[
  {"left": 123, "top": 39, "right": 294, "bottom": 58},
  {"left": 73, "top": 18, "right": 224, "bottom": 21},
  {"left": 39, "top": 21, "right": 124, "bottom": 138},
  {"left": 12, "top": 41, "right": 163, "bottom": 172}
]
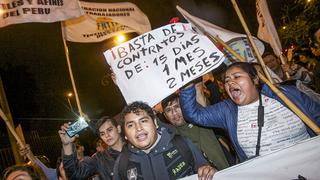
[
  {"left": 117, "top": 125, "right": 121, "bottom": 133},
  {"left": 154, "top": 119, "right": 159, "bottom": 129},
  {"left": 152, "top": 110, "right": 160, "bottom": 129}
]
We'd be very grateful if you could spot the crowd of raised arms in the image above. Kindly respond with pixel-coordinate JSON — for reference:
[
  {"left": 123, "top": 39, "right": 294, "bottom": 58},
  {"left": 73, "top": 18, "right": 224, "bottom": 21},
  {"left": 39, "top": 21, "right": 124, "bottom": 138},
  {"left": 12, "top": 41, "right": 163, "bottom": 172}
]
[{"left": 3, "top": 25, "right": 320, "bottom": 180}]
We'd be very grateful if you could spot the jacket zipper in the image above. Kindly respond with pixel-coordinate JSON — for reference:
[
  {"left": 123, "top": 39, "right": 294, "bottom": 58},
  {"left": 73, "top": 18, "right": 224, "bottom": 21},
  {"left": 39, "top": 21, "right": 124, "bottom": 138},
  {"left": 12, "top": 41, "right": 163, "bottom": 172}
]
[{"left": 147, "top": 153, "right": 156, "bottom": 179}]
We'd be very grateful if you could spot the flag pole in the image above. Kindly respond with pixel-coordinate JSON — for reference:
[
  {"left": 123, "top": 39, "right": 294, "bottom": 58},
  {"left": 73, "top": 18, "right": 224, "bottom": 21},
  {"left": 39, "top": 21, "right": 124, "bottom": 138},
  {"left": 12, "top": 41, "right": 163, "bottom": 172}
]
[
  {"left": 60, "top": 22, "right": 84, "bottom": 117},
  {"left": 0, "top": 108, "right": 36, "bottom": 163},
  {"left": 256, "top": 0, "right": 290, "bottom": 79},
  {"left": 176, "top": 7, "right": 320, "bottom": 135},
  {"left": 230, "top": 0, "right": 274, "bottom": 84},
  {"left": 279, "top": 55, "right": 291, "bottom": 79}
]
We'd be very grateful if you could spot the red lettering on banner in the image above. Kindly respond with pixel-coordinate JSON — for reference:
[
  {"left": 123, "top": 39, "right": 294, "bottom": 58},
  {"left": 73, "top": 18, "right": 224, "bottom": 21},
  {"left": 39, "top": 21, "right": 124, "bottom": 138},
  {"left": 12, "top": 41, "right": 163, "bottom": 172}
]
[{"left": 26, "top": 0, "right": 34, "bottom": 5}]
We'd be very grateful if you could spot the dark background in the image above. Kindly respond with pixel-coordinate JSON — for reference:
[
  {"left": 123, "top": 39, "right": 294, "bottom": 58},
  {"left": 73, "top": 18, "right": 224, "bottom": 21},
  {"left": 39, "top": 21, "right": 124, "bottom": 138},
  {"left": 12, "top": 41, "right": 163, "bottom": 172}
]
[{"left": 0, "top": 0, "right": 286, "bottom": 144}]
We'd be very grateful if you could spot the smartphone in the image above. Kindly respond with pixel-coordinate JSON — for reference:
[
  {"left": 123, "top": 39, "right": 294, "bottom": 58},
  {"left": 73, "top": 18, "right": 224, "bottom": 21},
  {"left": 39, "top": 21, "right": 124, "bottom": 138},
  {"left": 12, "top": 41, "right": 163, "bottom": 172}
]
[{"left": 66, "top": 117, "right": 89, "bottom": 137}]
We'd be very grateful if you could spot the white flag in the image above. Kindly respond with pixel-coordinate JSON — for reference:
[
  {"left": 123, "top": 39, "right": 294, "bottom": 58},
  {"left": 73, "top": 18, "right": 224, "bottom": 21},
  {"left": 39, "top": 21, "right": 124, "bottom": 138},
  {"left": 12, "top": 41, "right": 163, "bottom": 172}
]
[
  {"left": 0, "top": 0, "right": 83, "bottom": 28},
  {"left": 104, "top": 23, "right": 225, "bottom": 107},
  {"left": 62, "top": 1, "right": 151, "bottom": 43},
  {"left": 176, "top": 5, "right": 265, "bottom": 65},
  {"left": 256, "top": 0, "right": 282, "bottom": 57},
  {"left": 180, "top": 136, "right": 320, "bottom": 180}
]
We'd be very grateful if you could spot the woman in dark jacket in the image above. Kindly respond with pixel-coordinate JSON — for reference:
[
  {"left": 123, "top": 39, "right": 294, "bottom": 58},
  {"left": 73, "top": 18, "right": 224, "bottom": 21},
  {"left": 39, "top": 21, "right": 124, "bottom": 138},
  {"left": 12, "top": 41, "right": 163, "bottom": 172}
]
[{"left": 180, "top": 62, "right": 320, "bottom": 162}]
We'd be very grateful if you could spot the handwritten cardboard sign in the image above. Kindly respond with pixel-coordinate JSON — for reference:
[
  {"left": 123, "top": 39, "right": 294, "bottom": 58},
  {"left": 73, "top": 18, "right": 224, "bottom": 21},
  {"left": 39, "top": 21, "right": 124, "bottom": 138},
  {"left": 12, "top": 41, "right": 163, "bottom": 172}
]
[{"left": 104, "top": 23, "right": 224, "bottom": 106}]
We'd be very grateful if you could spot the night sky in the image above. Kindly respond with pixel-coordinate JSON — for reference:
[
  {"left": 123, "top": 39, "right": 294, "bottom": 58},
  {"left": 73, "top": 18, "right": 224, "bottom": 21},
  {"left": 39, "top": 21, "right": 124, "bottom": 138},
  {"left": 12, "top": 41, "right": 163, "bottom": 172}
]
[{"left": 0, "top": 0, "right": 285, "bottom": 134}]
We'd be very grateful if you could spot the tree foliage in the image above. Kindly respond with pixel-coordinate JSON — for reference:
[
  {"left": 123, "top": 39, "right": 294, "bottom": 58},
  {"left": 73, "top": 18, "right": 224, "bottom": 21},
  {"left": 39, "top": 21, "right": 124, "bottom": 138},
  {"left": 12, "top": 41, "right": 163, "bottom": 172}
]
[{"left": 279, "top": 0, "right": 320, "bottom": 47}]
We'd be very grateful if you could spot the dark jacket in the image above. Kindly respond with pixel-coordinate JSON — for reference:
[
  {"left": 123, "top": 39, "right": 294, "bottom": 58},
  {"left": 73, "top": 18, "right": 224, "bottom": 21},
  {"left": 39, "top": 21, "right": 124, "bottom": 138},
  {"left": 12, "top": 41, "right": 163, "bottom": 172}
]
[
  {"left": 63, "top": 147, "right": 120, "bottom": 180},
  {"left": 113, "top": 127, "right": 208, "bottom": 180},
  {"left": 176, "top": 123, "right": 229, "bottom": 170},
  {"left": 180, "top": 84, "right": 320, "bottom": 162}
]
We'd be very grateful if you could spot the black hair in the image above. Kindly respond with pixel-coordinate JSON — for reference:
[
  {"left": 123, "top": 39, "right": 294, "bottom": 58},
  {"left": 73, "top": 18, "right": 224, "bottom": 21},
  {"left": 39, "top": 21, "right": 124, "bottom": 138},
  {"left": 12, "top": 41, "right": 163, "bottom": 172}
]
[
  {"left": 250, "top": 62, "right": 261, "bottom": 67},
  {"left": 161, "top": 93, "right": 179, "bottom": 110},
  {"left": 96, "top": 116, "right": 119, "bottom": 132},
  {"left": 119, "top": 101, "right": 155, "bottom": 130},
  {"left": 261, "top": 52, "right": 275, "bottom": 58},
  {"left": 222, "top": 62, "right": 258, "bottom": 83},
  {"left": 73, "top": 138, "right": 83, "bottom": 149},
  {"left": 3, "top": 164, "right": 41, "bottom": 180},
  {"left": 222, "top": 62, "right": 262, "bottom": 91},
  {"left": 293, "top": 48, "right": 314, "bottom": 59}
]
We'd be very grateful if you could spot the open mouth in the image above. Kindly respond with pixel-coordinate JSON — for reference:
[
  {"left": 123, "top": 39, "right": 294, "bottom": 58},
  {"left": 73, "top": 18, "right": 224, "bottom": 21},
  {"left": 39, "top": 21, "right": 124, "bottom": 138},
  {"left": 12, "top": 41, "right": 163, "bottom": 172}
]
[
  {"left": 230, "top": 87, "right": 241, "bottom": 99},
  {"left": 136, "top": 133, "right": 148, "bottom": 142}
]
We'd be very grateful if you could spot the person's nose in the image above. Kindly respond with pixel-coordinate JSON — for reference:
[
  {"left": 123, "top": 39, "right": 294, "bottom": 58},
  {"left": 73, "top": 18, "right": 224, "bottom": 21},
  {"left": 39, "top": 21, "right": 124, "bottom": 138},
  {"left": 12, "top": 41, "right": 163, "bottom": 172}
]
[
  {"left": 226, "top": 79, "right": 236, "bottom": 86},
  {"left": 225, "top": 80, "right": 236, "bottom": 90},
  {"left": 172, "top": 108, "right": 179, "bottom": 115},
  {"left": 136, "top": 122, "right": 143, "bottom": 131},
  {"left": 103, "top": 132, "right": 110, "bottom": 139}
]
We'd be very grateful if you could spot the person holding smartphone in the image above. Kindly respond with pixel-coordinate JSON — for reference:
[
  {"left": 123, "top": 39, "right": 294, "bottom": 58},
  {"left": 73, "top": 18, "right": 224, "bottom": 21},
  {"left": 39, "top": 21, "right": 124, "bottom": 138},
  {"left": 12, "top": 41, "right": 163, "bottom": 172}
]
[{"left": 58, "top": 116, "right": 125, "bottom": 180}]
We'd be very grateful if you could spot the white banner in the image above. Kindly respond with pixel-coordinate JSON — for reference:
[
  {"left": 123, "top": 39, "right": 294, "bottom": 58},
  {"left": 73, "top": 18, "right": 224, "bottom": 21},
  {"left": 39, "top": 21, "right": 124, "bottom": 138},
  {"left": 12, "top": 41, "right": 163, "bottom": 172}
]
[
  {"left": 180, "top": 136, "right": 320, "bottom": 180},
  {"left": 62, "top": 1, "right": 151, "bottom": 43},
  {"left": 256, "top": 0, "right": 282, "bottom": 57},
  {"left": 176, "top": 6, "right": 265, "bottom": 65},
  {"left": 0, "top": 0, "right": 83, "bottom": 28},
  {"left": 104, "top": 23, "right": 224, "bottom": 107}
]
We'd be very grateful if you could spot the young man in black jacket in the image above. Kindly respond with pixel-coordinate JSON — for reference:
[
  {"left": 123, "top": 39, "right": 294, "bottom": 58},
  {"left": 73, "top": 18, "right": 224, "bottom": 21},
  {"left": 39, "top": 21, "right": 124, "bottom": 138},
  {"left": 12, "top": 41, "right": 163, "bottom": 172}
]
[
  {"left": 113, "top": 101, "right": 215, "bottom": 180},
  {"left": 58, "top": 116, "right": 124, "bottom": 180}
]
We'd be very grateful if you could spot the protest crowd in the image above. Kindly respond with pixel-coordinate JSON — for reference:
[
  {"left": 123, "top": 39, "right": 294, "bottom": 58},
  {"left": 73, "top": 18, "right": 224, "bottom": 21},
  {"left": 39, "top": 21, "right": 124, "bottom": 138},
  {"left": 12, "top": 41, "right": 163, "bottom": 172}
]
[{"left": 1, "top": 1, "right": 320, "bottom": 180}]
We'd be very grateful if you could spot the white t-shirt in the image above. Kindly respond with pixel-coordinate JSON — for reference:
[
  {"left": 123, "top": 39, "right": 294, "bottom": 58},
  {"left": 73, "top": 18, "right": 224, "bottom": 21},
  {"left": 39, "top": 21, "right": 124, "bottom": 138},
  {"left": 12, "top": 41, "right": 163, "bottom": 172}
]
[{"left": 237, "top": 95, "right": 310, "bottom": 157}]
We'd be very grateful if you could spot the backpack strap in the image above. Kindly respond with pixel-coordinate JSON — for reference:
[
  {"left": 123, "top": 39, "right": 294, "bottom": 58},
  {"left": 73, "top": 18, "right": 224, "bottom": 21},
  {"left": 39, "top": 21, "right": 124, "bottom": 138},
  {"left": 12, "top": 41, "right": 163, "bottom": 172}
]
[
  {"left": 172, "top": 135, "right": 194, "bottom": 168},
  {"left": 118, "top": 145, "right": 129, "bottom": 180},
  {"left": 255, "top": 93, "right": 265, "bottom": 157},
  {"left": 248, "top": 93, "right": 265, "bottom": 160}
]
